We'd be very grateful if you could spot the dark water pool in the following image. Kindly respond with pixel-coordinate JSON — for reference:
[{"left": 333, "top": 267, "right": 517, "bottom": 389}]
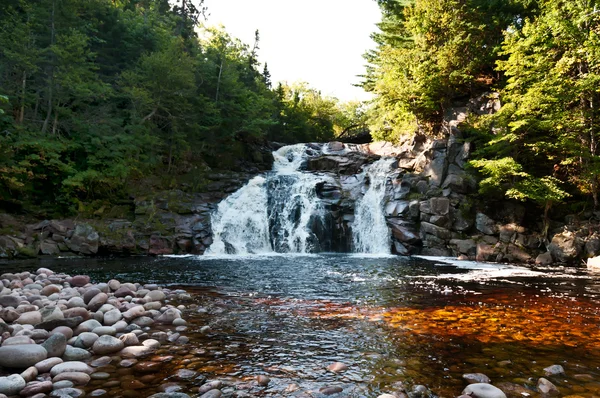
[{"left": 3, "top": 254, "right": 600, "bottom": 397}]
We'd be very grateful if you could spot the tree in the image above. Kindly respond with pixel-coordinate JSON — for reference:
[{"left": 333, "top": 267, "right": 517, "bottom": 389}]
[{"left": 493, "top": 0, "right": 600, "bottom": 207}]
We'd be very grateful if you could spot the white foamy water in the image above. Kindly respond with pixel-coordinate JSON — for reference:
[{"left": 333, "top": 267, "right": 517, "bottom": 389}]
[
  {"left": 352, "top": 158, "right": 395, "bottom": 254},
  {"left": 206, "top": 144, "right": 328, "bottom": 255}
]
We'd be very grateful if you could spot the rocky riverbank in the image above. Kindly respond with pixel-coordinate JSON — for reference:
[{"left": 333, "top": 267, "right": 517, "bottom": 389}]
[{"left": 0, "top": 268, "right": 197, "bottom": 397}]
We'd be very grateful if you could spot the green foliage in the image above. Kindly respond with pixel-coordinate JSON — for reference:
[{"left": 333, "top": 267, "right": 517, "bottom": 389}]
[
  {"left": 364, "top": 0, "right": 534, "bottom": 141},
  {"left": 0, "top": 0, "right": 346, "bottom": 216}
]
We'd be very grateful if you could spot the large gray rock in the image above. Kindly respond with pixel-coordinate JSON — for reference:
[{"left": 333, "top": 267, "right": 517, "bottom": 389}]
[
  {"left": 450, "top": 239, "right": 477, "bottom": 256},
  {"left": 420, "top": 222, "right": 452, "bottom": 240},
  {"left": 50, "top": 361, "right": 93, "bottom": 376},
  {"left": 462, "top": 383, "right": 507, "bottom": 398},
  {"left": 429, "top": 197, "right": 450, "bottom": 216},
  {"left": 0, "top": 345, "right": 47, "bottom": 368},
  {"left": 92, "top": 335, "right": 124, "bottom": 355},
  {"left": 42, "top": 332, "right": 67, "bottom": 357},
  {"left": 66, "top": 224, "right": 99, "bottom": 255},
  {"left": 0, "top": 374, "right": 26, "bottom": 396},
  {"left": 476, "top": 213, "right": 497, "bottom": 235},
  {"left": 537, "top": 378, "right": 559, "bottom": 395},
  {"left": 62, "top": 345, "right": 91, "bottom": 361},
  {"left": 549, "top": 231, "right": 584, "bottom": 264}
]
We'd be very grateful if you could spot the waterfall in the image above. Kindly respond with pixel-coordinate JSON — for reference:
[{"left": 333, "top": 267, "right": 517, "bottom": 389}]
[
  {"left": 352, "top": 158, "right": 395, "bottom": 254},
  {"left": 206, "top": 144, "right": 327, "bottom": 255},
  {"left": 205, "top": 176, "right": 271, "bottom": 255}
]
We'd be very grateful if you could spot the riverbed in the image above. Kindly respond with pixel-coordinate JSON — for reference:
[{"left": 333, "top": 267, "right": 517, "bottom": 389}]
[{"left": 3, "top": 254, "right": 600, "bottom": 397}]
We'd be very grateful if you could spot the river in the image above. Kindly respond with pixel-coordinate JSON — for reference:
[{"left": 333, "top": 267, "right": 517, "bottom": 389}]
[{"left": 4, "top": 254, "right": 600, "bottom": 397}]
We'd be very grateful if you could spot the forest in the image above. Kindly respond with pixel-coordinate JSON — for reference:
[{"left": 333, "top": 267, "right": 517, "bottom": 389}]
[
  {"left": 0, "top": 0, "right": 365, "bottom": 216},
  {"left": 364, "top": 0, "right": 600, "bottom": 218},
  {"left": 1, "top": 0, "right": 599, "bottom": 220}
]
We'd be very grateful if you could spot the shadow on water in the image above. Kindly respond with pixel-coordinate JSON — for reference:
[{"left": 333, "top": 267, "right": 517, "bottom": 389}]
[{"left": 3, "top": 254, "right": 600, "bottom": 397}]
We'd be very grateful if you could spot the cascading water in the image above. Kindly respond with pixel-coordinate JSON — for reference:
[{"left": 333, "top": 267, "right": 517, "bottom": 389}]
[
  {"left": 352, "top": 158, "right": 395, "bottom": 254},
  {"left": 206, "top": 144, "right": 328, "bottom": 255},
  {"left": 205, "top": 176, "right": 271, "bottom": 255}
]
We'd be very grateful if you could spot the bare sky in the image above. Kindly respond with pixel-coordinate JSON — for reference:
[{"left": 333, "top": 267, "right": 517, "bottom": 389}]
[{"left": 202, "top": 0, "right": 381, "bottom": 102}]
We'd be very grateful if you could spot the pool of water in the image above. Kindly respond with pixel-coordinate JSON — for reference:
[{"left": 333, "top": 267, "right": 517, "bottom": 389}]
[{"left": 3, "top": 254, "right": 600, "bottom": 397}]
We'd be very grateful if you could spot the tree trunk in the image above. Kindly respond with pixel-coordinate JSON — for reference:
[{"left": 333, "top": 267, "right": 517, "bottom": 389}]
[
  {"left": 215, "top": 58, "right": 224, "bottom": 103},
  {"left": 51, "top": 112, "right": 58, "bottom": 135},
  {"left": 19, "top": 71, "right": 26, "bottom": 124},
  {"left": 41, "top": 0, "right": 56, "bottom": 134}
]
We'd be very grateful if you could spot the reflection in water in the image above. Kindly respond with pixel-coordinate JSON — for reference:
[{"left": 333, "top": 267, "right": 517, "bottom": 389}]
[{"left": 3, "top": 255, "right": 600, "bottom": 397}]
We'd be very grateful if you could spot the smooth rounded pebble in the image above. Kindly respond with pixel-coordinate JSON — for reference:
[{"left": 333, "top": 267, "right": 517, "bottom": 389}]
[
  {"left": 92, "top": 335, "right": 124, "bottom": 355},
  {"left": 50, "top": 361, "right": 94, "bottom": 376},
  {"left": 462, "top": 383, "right": 507, "bottom": 398},
  {"left": 0, "top": 344, "right": 47, "bottom": 368},
  {"left": 0, "top": 374, "right": 26, "bottom": 396}
]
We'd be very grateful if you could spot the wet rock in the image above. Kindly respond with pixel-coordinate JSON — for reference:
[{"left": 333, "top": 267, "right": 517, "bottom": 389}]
[
  {"left": 51, "top": 362, "right": 93, "bottom": 376},
  {"left": 50, "top": 387, "right": 85, "bottom": 397},
  {"left": 92, "top": 335, "right": 124, "bottom": 355},
  {"left": 40, "top": 306, "right": 64, "bottom": 323},
  {"left": 90, "top": 389, "right": 107, "bottom": 397},
  {"left": 494, "top": 382, "right": 536, "bottom": 398},
  {"left": 42, "top": 333, "right": 67, "bottom": 358},
  {"left": 103, "top": 309, "right": 122, "bottom": 326},
  {"left": 320, "top": 386, "right": 343, "bottom": 395},
  {"left": 0, "top": 344, "right": 47, "bottom": 368},
  {"left": 537, "top": 378, "right": 559, "bottom": 395},
  {"left": 377, "top": 395, "right": 397, "bottom": 398},
  {"left": 87, "top": 293, "right": 108, "bottom": 312},
  {"left": 0, "top": 295, "right": 22, "bottom": 308},
  {"left": 535, "top": 252, "right": 553, "bottom": 266},
  {"left": 35, "top": 357, "right": 63, "bottom": 373},
  {"left": 198, "top": 381, "right": 223, "bottom": 394},
  {"left": 0, "top": 308, "right": 20, "bottom": 323},
  {"left": 0, "top": 374, "right": 26, "bottom": 396},
  {"left": 73, "top": 332, "right": 99, "bottom": 349},
  {"left": 53, "top": 381, "right": 75, "bottom": 390},
  {"left": 70, "top": 276, "right": 90, "bottom": 288},
  {"left": 462, "top": 383, "right": 507, "bottom": 398},
  {"left": 256, "top": 375, "right": 270, "bottom": 386},
  {"left": 549, "top": 231, "right": 584, "bottom": 264},
  {"left": 74, "top": 319, "right": 102, "bottom": 335},
  {"left": 327, "top": 362, "right": 348, "bottom": 373},
  {"left": 174, "top": 369, "right": 197, "bottom": 380},
  {"left": 156, "top": 308, "right": 181, "bottom": 324},
  {"left": 37, "top": 317, "right": 83, "bottom": 331},
  {"left": 91, "top": 326, "right": 116, "bottom": 336},
  {"left": 2, "top": 336, "right": 35, "bottom": 346},
  {"left": 20, "top": 366, "right": 38, "bottom": 382},
  {"left": 15, "top": 311, "right": 43, "bottom": 325},
  {"left": 148, "top": 394, "right": 191, "bottom": 398},
  {"left": 543, "top": 365, "right": 565, "bottom": 376},
  {"left": 20, "top": 380, "right": 53, "bottom": 396},
  {"left": 53, "top": 372, "right": 91, "bottom": 385},
  {"left": 476, "top": 244, "right": 497, "bottom": 262},
  {"left": 62, "top": 345, "right": 91, "bottom": 361},
  {"left": 476, "top": 213, "right": 497, "bottom": 235},
  {"left": 90, "top": 372, "right": 110, "bottom": 380},
  {"left": 463, "top": 373, "right": 491, "bottom": 384},
  {"left": 133, "top": 361, "right": 162, "bottom": 373}
]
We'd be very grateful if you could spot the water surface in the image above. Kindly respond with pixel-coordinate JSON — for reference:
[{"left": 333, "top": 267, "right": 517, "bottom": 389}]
[{"left": 3, "top": 255, "right": 600, "bottom": 397}]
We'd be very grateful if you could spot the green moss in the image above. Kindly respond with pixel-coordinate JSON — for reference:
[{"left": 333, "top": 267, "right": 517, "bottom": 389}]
[{"left": 16, "top": 246, "right": 37, "bottom": 258}]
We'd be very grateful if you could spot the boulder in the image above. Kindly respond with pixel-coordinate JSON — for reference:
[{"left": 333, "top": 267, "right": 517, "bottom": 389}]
[
  {"left": 476, "top": 213, "right": 497, "bottom": 235},
  {"left": 429, "top": 197, "right": 450, "bottom": 216},
  {"left": 549, "top": 231, "right": 584, "bottom": 264}
]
